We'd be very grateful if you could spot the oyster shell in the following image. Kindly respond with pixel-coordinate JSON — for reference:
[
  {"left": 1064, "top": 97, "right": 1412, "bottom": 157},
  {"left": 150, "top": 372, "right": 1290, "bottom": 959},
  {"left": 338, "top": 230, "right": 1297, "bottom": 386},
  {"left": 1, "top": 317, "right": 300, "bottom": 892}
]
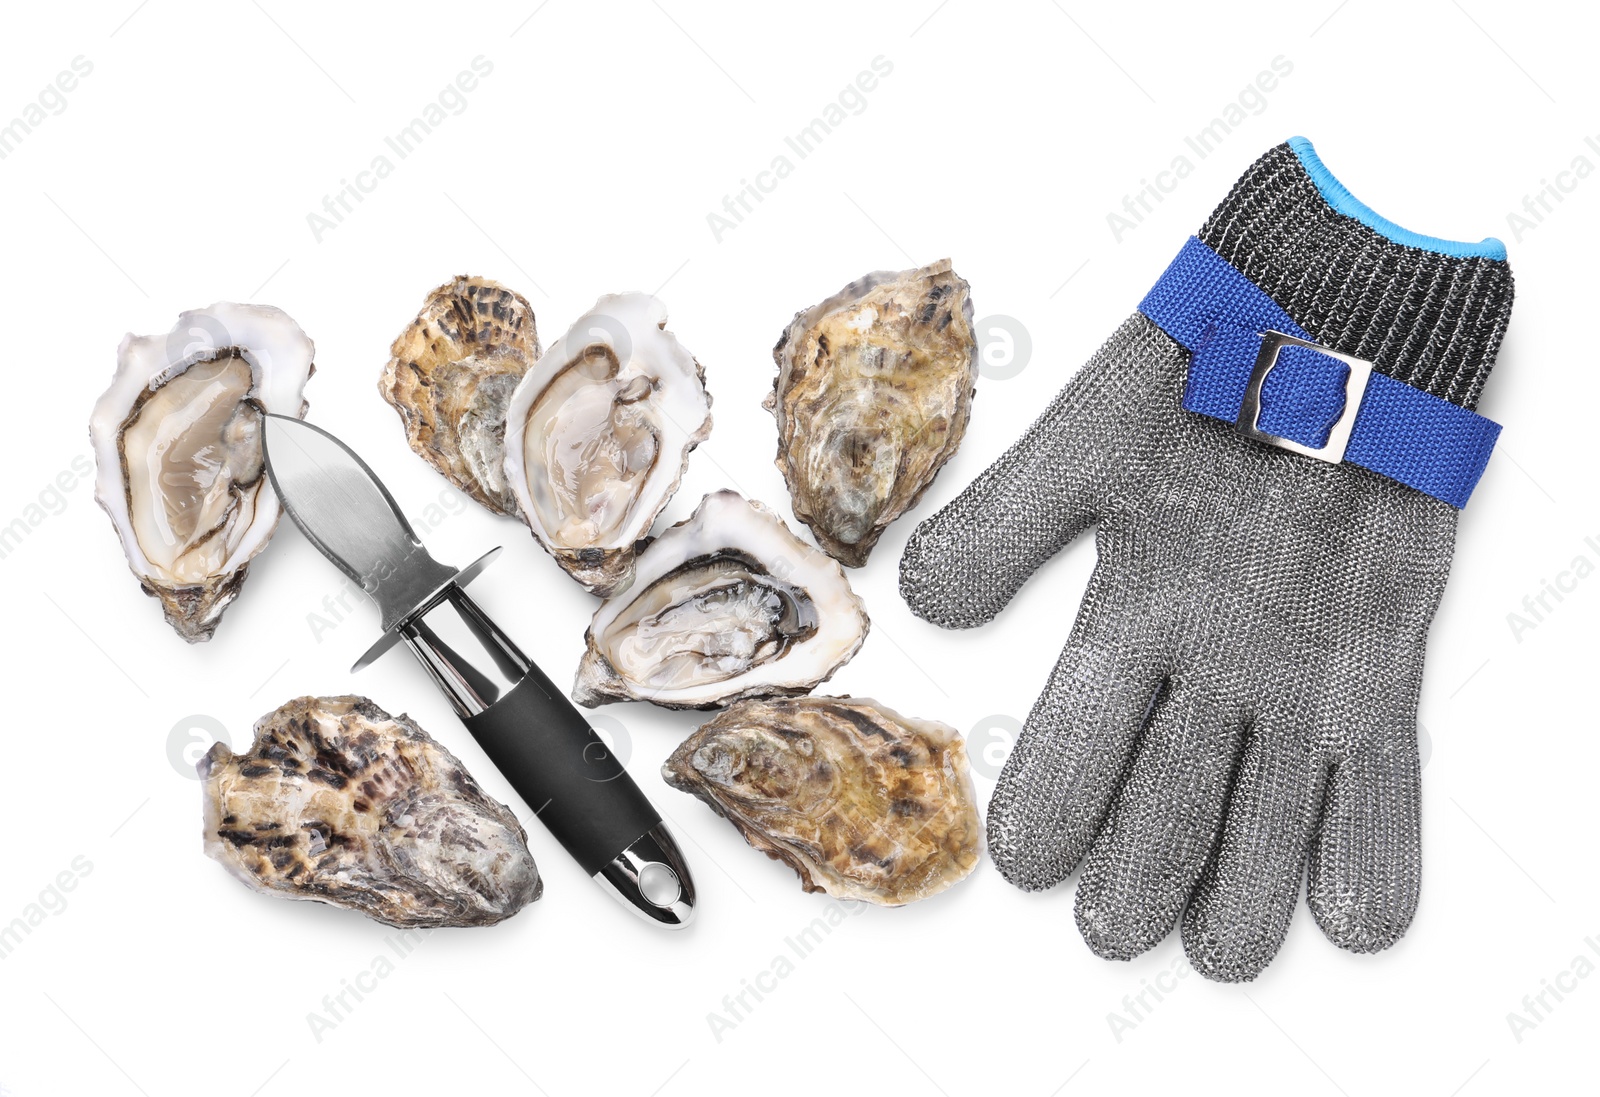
[
  {"left": 89, "top": 303, "right": 314, "bottom": 642},
  {"left": 380, "top": 276, "right": 540, "bottom": 515},
  {"left": 200, "top": 695, "right": 541, "bottom": 928},
  {"left": 573, "top": 491, "right": 868, "bottom": 709},
  {"left": 663, "top": 695, "right": 981, "bottom": 905},
  {"left": 503, "top": 293, "right": 712, "bottom": 596},
  {"left": 768, "top": 260, "right": 977, "bottom": 567}
]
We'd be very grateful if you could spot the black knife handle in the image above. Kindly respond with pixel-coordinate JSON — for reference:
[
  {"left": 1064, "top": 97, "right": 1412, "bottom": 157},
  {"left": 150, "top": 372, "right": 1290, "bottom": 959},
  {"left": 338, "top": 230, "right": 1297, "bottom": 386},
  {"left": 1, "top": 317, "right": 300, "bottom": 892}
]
[
  {"left": 462, "top": 666, "right": 661, "bottom": 875},
  {"left": 397, "top": 584, "right": 660, "bottom": 873}
]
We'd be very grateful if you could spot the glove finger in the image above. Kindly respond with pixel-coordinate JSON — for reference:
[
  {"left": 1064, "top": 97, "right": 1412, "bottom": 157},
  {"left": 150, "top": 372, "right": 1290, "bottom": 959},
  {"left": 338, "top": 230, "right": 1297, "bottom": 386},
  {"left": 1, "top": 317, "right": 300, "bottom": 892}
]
[
  {"left": 1307, "top": 727, "right": 1422, "bottom": 954},
  {"left": 987, "top": 625, "right": 1166, "bottom": 892},
  {"left": 1074, "top": 679, "right": 1244, "bottom": 961},
  {"left": 900, "top": 314, "right": 1183, "bottom": 629},
  {"left": 1182, "top": 712, "right": 1323, "bottom": 982}
]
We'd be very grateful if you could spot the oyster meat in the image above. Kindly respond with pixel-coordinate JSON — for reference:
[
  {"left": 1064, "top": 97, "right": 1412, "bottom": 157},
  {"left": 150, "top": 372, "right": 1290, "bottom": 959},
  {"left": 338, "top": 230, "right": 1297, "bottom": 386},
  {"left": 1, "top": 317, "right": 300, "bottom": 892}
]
[
  {"left": 90, "top": 303, "right": 314, "bottom": 642},
  {"left": 573, "top": 491, "right": 868, "bottom": 709},
  {"left": 503, "top": 293, "right": 711, "bottom": 596},
  {"left": 768, "top": 260, "right": 977, "bottom": 566},
  {"left": 664, "top": 695, "right": 981, "bottom": 905},
  {"left": 200, "top": 695, "right": 541, "bottom": 928},
  {"left": 380, "top": 276, "right": 540, "bottom": 515}
]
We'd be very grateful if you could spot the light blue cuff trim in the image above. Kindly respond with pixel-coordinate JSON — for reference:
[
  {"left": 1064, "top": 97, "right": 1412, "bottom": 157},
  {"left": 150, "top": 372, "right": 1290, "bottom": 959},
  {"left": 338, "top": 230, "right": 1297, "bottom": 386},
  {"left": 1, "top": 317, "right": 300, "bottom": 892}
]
[{"left": 1287, "top": 136, "right": 1507, "bottom": 261}]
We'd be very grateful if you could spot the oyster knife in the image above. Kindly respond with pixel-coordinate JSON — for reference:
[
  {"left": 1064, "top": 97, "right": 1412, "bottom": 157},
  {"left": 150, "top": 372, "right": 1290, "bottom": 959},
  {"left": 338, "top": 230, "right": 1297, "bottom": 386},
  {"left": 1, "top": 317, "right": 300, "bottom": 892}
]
[{"left": 261, "top": 413, "right": 695, "bottom": 928}]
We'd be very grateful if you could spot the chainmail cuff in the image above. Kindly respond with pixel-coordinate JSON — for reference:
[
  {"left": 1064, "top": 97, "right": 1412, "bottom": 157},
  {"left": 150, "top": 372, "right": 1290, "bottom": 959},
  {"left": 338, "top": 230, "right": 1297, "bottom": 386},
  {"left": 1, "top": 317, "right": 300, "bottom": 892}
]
[{"left": 1197, "top": 139, "right": 1514, "bottom": 411}]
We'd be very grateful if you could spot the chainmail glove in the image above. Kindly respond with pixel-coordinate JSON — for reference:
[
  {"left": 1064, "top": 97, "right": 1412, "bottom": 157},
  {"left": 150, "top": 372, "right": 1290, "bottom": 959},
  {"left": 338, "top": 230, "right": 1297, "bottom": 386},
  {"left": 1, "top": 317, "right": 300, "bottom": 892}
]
[{"left": 900, "top": 139, "right": 1513, "bottom": 981}]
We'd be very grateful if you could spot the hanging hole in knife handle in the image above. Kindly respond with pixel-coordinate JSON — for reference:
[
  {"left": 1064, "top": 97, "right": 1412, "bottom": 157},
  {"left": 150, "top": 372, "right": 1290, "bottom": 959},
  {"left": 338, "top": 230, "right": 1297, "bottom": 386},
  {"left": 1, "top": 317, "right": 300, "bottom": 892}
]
[{"left": 594, "top": 823, "right": 697, "bottom": 927}]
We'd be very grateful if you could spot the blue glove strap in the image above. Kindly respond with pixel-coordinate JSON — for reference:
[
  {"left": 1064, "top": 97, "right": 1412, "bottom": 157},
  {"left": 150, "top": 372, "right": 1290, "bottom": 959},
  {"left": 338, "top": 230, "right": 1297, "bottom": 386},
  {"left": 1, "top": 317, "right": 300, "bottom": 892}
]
[{"left": 1139, "top": 236, "right": 1501, "bottom": 508}]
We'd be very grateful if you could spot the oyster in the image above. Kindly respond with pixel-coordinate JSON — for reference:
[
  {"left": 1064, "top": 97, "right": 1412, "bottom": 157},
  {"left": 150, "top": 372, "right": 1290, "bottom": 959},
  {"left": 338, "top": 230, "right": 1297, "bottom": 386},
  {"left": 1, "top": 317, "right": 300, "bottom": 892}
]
[
  {"left": 89, "top": 303, "right": 314, "bottom": 642},
  {"left": 768, "top": 260, "right": 977, "bottom": 567},
  {"left": 573, "top": 491, "right": 868, "bottom": 709},
  {"left": 664, "top": 696, "right": 981, "bottom": 905},
  {"left": 200, "top": 695, "right": 541, "bottom": 928},
  {"left": 502, "top": 293, "right": 711, "bottom": 596},
  {"left": 380, "top": 276, "right": 540, "bottom": 515}
]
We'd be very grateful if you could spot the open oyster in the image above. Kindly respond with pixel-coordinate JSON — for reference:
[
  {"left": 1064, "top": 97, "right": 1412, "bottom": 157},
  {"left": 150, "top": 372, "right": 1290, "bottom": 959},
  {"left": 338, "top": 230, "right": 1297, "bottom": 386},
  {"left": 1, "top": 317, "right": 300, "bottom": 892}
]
[
  {"left": 664, "top": 695, "right": 981, "bottom": 905},
  {"left": 380, "top": 276, "right": 539, "bottom": 515},
  {"left": 573, "top": 491, "right": 868, "bottom": 709},
  {"left": 90, "top": 303, "right": 314, "bottom": 642},
  {"left": 200, "top": 695, "right": 541, "bottom": 928},
  {"left": 768, "top": 260, "right": 977, "bottom": 567},
  {"left": 503, "top": 293, "right": 711, "bottom": 596}
]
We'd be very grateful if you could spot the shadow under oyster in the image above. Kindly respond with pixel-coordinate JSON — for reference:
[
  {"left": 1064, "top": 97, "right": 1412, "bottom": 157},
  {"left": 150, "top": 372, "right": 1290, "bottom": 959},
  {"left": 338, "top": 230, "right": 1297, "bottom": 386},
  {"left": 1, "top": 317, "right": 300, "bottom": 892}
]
[
  {"left": 380, "top": 275, "right": 540, "bottom": 516},
  {"left": 663, "top": 695, "right": 981, "bottom": 905},
  {"left": 768, "top": 260, "right": 977, "bottom": 567},
  {"left": 90, "top": 302, "right": 314, "bottom": 642},
  {"left": 573, "top": 491, "right": 868, "bottom": 709},
  {"left": 200, "top": 695, "right": 541, "bottom": 928}
]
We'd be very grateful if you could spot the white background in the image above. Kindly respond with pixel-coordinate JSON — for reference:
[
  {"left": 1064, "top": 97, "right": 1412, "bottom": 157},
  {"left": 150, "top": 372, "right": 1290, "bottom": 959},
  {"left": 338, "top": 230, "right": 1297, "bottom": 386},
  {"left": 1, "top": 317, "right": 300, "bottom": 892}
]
[{"left": 0, "top": 2, "right": 1593, "bottom": 1094}]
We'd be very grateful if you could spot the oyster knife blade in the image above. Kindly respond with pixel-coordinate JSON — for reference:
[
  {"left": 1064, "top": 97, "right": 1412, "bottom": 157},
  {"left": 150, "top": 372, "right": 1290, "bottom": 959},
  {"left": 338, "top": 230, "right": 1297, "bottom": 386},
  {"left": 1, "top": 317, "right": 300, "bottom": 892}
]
[{"left": 261, "top": 414, "right": 457, "bottom": 630}]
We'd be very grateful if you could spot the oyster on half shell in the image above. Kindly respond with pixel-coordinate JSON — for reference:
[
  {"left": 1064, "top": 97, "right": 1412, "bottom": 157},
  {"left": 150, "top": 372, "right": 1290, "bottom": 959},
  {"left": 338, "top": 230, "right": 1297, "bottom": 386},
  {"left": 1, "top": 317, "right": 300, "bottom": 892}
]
[
  {"left": 90, "top": 303, "right": 314, "bottom": 642},
  {"left": 503, "top": 293, "right": 711, "bottom": 596},
  {"left": 768, "top": 260, "right": 978, "bottom": 567},
  {"left": 201, "top": 695, "right": 541, "bottom": 928},
  {"left": 573, "top": 491, "right": 868, "bottom": 709},
  {"left": 663, "top": 695, "right": 981, "bottom": 906},
  {"left": 380, "top": 276, "right": 540, "bottom": 515}
]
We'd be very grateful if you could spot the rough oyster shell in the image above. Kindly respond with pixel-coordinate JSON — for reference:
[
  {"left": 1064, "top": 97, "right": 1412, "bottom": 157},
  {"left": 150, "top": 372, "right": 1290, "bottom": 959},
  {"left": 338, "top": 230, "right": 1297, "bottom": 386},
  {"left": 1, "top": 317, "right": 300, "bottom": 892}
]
[
  {"left": 200, "top": 695, "right": 541, "bottom": 928},
  {"left": 663, "top": 695, "right": 981, "bottom": 905},
  {"left": 89, "top": 303, "right": 314, "bottom": 642},
  {"left": 503, "top": 293, "right": 712, "bottom": 596},
  {"left": 767, "top": 260, "right": 977, "bottom": 567},
  {"left": 380, "top": 276, "right": 540, "bottom": 515},
  {"left": 573, "top": 491, "right": 868, "bottom": 709}
]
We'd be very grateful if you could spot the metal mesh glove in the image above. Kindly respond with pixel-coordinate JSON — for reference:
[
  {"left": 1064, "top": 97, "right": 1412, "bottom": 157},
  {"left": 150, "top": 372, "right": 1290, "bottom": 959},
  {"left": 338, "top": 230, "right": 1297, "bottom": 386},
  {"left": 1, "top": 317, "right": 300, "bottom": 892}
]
[{"left": 899, "top": 141, "right": 1514, "bottom": 982}]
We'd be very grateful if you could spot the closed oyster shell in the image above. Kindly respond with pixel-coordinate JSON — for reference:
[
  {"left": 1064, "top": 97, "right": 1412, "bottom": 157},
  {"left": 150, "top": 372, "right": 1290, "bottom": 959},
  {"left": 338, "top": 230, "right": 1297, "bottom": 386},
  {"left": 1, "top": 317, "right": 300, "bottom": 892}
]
[
  {"left": 380, "top": 276, "right": 540, "bottom": 515},
  {"left": 503, "top": 293, "right": 712, "bottom": 596},
  {"left": 89, "top": 303, "right": 314, "bottom": 641},
  {"left": 573, "top": 491, "right": 868, "bottom": 709},
  {"left": 200, "top": 695, "right": 541, "bottom": 928},
  {"left": 663, "top": 695, "right": 981, "bottom": 905},
  {"left": 768, "top": 260, "right": 977, "bottom": 567}
]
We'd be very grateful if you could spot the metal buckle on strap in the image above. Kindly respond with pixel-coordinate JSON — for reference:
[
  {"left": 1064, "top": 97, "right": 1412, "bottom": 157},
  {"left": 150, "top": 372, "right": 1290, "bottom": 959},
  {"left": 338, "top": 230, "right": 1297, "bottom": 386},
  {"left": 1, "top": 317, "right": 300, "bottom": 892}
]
[{"left": 1236, "top": 331, "right": 1373, "bottom": 464}]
